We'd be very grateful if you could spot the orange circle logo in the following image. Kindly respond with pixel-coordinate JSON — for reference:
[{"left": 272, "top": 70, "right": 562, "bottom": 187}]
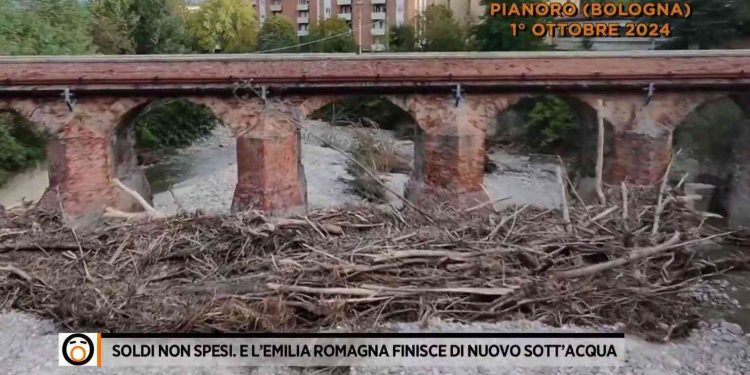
[{"left": 62, "top": 334, "right": 94, "bottom": 366}]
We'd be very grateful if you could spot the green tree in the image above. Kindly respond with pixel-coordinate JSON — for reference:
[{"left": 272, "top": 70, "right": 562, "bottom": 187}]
[
  {"left": 523, "top": 95, "right": 578, "bottom": 152},
  {"left": 0, "top": 0, "right": 94, "bottom": 55},
  {"left": 188, "top": 0, "right": 258, "bottom": 53},
  {"left": 258, "top": 14, "right": 298, "bottom": 52},
  {"left": 472, "top": 0, "right": 547, "bottom": 51},
  {"left": 663, "top": 0, "right": 747, "bottom": 49},
  {"left": 130, "top": 0, "right": 193, "bottom": 54},
  {"left": 306, "top": 18, "right": 356, "bottom": 53},
  {"left": 0, "top": 112, "right": 46, "bottom": 187},
  {"left": 89, "top": 0, "right": 139, "bottom": 54},
  {"left": 388, "top": 24, "right": 418, "bottom": 52},
  {"left": 418, "top": 5, "right": 465, "bottom": 51},
  {"left": 134, "top": 100, "right": 218, "bottom": 153}
]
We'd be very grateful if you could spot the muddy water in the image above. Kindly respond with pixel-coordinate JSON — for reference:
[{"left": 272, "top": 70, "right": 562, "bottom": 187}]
[{"left": 0, "top": 163, "right": 48, "bottom": 208}]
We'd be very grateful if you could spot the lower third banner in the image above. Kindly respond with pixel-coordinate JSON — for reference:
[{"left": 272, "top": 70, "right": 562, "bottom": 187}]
[{"left": 59, "top": 332, "right": 624, "bottom": 368}]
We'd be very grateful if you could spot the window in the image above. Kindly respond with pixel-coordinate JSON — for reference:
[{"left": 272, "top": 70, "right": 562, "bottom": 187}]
[
  {"left": 373, "top": 5, "right": 385, "bottom": 12},
  {"left": 340, "top": 5, "right": 351, "bottom": 14}
]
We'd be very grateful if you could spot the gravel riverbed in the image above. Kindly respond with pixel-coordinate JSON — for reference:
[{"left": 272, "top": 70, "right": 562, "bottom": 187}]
[{"left": 149, "top": 121, "right": 563, "bottom": 215}]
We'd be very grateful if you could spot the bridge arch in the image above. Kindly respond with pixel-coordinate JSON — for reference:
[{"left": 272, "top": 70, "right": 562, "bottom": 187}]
[
  {"left": 672, "top": 94, "right": 750, "bottom": 226},
  {"left": 480, "top": 93, "right": 614, "bottom": 206},
  {"left": 110, "top": 98, "right": 226, "bottom": 213},
  {"left": 298, "top": 95, "right": 417, "bottom": 207},
  {"left": 0, "top": 106, "right": 49, "bottom": 209}
]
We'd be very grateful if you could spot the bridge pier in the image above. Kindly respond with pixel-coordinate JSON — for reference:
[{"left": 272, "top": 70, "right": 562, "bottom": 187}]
[
  {"left": 10, "top": 98, "right": 149, "bottom": 221},
  {"left": 579, "top": 94, "right": 711, "bottom": 186},
  {"left": 406, "top": 96, "right": 490, "bottom": 208},
  {"left": 231, "top": 103, "right": 307, "bottom": 215}
]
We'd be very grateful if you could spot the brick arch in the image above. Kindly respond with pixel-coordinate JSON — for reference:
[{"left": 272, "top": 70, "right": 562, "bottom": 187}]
[
  {"left": 109, "top": 97, "right": 251, "bottom": 213},
  {"left": 569, "top": 93, "right": 721, "bottom": 185},
  {"left": 295, "top": 95, "right": 420, "bottom": 131}
]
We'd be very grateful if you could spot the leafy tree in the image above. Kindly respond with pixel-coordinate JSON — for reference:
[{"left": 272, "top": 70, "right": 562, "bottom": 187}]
[
  {"left": 662, "top": 0, "right": 747, "bottom": 49},
  {"left": 89, "top": 0, "right": 139, "bottom": 54},
  {"left": 0, "top": 0, "right": 94, "bottom": 55},
  {"left": 0, "top": 112, "right": 46, "bottom": 187},
  {"left": 523, "top": 95, "right": 578, "bottom": 152},
  {"left": 188, "top": 0, "right": 259, "bottom": 53},
  {"left": 418, "top": 5, "right": 465, "bottom": 52},
  {"left": 130, "top": 0, "right": 193, "bottom": 54},
  {"left": 472, "top": 0, "right": 547, "bottom": 51},
  {"left": 388, "top": 24, "right": 418, "bottom": 52},
  {"left": 306, "top": 18, "right": 356, "bottom": 53},
  {"left": 134, "top": 100, "right": 218, "bottom": 153},
  {"left": 258, "top": 14, "right": 298, "bottom": 52}
]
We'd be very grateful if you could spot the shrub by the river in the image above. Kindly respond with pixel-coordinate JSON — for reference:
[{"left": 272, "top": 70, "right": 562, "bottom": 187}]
[
  {"left": 133, "top": 99, "right": 219, "bottom": 162},
  {"left": 0, "top": 112, "right": 46, "bottom": 187}
]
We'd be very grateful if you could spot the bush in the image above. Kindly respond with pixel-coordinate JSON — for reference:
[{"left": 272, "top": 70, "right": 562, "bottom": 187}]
[
  {"left": 133, "top": 99, "right": 218, "bottom": 155},
  {"left": 523, "top": 95, "right": 579, "bottom": 152},
  {"left": 0, "top": 112, "right": 46, "bottom": 186}
]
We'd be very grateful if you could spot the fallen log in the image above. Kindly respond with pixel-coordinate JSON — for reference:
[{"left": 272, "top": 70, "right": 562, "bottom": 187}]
[
  {"left": 0, "top": 242, "right": 82, "bottom": 253},
  {"left": 553, "top": 232, "right": 681, "bottom": 279}
]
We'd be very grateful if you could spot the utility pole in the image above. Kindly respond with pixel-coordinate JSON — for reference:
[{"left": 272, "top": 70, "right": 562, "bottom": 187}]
[{"left": 357, "top": 0, "right": 363, "bottom": 54}]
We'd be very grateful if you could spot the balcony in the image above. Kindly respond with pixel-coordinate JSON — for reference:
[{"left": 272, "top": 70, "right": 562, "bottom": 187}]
[
  {"left": 337, "top": 0, "right": 351, "bottom": 5},
  {"left": 297, "top": 2, "right": 309, "bottom": 10},
  {"left": 371, "top": 12, "right": 386, "bottom": 20},
  {"left": 371, "top": 0, "right": 386, "bottom": 4},
  {"left": 297, "top": 16, "right": 309, "bottom": 23},
  {"left": 371, "top": 43, "right": 386, "bottom": 52},
  {"left": 371, "top": 27, "right": 386, "bottom": 36},
  {"left": 270, "top": 2, "right": 282, "bottom": 11},
  {"left": 297, "top": 29, "right": 309, "bottom": 36},
  {"left": 337, "top": 13, "right": 351, "bottom": 21}
]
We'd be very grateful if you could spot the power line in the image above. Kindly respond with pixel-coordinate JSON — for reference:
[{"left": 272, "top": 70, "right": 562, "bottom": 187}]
[{"left": 257, "top": 20, "right": 382, "bottom": 53}]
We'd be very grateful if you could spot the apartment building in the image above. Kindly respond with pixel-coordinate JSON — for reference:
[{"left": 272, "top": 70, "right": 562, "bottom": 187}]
[{"left": 254, "top": 0, "right": 419, "bottom": 51}]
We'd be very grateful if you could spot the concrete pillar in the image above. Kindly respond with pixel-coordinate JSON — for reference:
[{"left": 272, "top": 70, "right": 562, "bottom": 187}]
[
  {"left": 231, "top": 106, "right": 307, "bottom": 215},
  {"left": 406, "top": 96, "right": 489, "bottom": 208}
]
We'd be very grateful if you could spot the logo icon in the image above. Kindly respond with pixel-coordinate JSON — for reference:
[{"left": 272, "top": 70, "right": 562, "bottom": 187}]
[{"left": 59, "top": 333, "right": 99, "bottom": 367}]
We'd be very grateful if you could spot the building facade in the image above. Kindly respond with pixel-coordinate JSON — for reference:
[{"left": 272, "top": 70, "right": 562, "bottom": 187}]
[{"left": 254, "top": 0, "right": 421, "bottom": 51}]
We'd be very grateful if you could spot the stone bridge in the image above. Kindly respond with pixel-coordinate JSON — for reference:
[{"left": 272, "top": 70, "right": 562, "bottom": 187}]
[{"left": 1, "top": 51, "right": 749, "bottom": 220}]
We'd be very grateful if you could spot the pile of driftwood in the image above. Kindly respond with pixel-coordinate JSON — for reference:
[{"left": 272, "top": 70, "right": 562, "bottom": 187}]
[{"left": 0, "top": 183, "right": 748, "bottom": 341}]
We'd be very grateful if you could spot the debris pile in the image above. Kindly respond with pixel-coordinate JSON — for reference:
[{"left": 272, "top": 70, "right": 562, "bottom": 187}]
[{"left": 0, "top": 185, "right": 747, "bottom": 341}]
